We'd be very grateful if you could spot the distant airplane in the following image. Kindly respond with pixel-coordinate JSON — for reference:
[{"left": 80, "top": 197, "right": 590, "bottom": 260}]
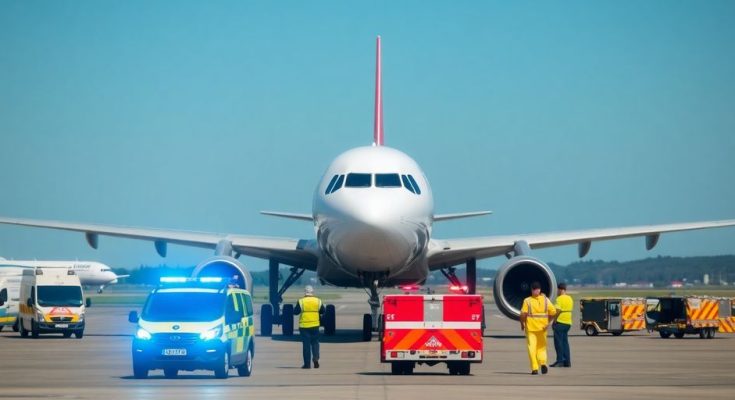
[
  {"left": 0, "top": 259, "right": 127, "bottom": 293},
  {"left": 0, "top": 37, "right": 733, "bottom": 341}
]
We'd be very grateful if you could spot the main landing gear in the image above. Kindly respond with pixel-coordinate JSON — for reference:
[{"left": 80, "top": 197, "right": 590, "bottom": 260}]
[{"left": 259, "top": 260, "right": 336, "bottom": 337}]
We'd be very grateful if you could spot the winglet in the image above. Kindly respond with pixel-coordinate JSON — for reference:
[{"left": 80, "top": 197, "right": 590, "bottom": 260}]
[{"left": 373, "top": 35, "right": 384, "bottom": 146}]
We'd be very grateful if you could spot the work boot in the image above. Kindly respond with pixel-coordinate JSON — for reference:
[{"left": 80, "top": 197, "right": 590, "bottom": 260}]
[
  {"left": 541, "top": 365, "right": 548, "bottom": 374},
  {"left": 301, "top": 365, "right": 310, "bottom": 369},
  {"left": 563, "top": 363, "right": 571, "bottom": 367},
  {"left": 313, "top": 360, "right": 320, "bottom": 369},
  {"left": 550, "top": 362, "right": 562, "bottom": 367},
  {"left": 531, "top": 370, "right": 538, "bottom": 375}
]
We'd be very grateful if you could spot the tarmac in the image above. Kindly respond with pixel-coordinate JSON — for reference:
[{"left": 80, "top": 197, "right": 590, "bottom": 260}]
[{"left": 1, "top": 290, "right": 734, "bottom": 400}]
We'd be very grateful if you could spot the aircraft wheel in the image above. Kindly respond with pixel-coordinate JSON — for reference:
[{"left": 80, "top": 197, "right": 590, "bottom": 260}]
[
  {"left": 585, "top": 325, "right": 598, "bottom": 336},
  {"left": 282, "top": 304, "right": 294, "bottom": 336},
  {"left": 362, "top": 314, "right": 372, "bottom": 342},
  {"left": 260, "top": 304, "right": 273, "bottom": 336},
  {"left": 323, "top": 304, "right": 336, "bottom": 336}
]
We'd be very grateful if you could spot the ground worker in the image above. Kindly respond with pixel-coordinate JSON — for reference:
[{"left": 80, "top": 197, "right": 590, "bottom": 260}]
[
  {"left": 551, "top": 282, "right": 572, "bottom": 368},
  {"left": 520, "top": 281, "right": 557, "bottom": 375},
  {"left": 294, "top": 285, "right": 325, "bottom": 369}
]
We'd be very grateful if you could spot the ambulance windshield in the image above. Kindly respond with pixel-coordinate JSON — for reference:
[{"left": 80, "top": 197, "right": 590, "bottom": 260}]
[
  {"left": 37, "top": 286, "right": 83, "bottom": 307},
  {"left": 142, "top": 292, "right": 226, "bottom": 322}
]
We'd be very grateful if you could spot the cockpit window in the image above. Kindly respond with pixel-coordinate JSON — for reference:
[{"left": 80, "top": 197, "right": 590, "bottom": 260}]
[
  {"left": 345, "top": 173, "right": 372, "bottom": 188},
  {"left": 101, "top": 268, "right": 111, "bottom": 272},
  {"left": 325, "top": 174, "right": 345, "bottom": 195},
  {"left": 375, "top": 173, "right": 402, "bottom": 188},
  {"left": 407, "top": 175, "right": 422, "bottom": 195},
  {"left": 401, "top": 175, "right": 415, "bottom": 194},
  {"left": 325, "top": 175, "right": 339, "bottom": 195}
]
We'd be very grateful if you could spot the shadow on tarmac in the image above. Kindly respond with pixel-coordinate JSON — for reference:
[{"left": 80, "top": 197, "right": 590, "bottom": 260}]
[{"left": 268, "top": 329, "right": 366, "bottom": 343}]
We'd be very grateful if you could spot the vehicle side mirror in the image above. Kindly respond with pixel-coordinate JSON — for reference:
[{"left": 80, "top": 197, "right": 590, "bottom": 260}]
[
  {"left": 128, "top": 311, "right": 139, "bottom": 324},
  {"left": 27, "top": 298, "right": 33, "bottom": 307},
  {"left": 85, "top": 298, "right": 92, "bottom": 308}
]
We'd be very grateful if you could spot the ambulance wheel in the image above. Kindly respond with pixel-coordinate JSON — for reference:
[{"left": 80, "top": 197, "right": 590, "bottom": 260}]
[
  {"left": 74, "top": 330, "right": 84, "bottom": 339},
  {"left": 612, "top": 331, "right": 623, "bottom": 336},
  {"left": 585, "top": 325, "right": 598, "bottom": 336},
  {"left": 12, "top": 320, "right": 19, "bottom": 332},
  {"left": 674, "top": 332, "right": 685, "bottom": 339},
  {"left": 0, "top": 326, "right": 3, "bottom": 332},
  {"left": 133, "top": 362, "right": 149, "bottom": 379},
  {"left": 324, "top": 304, "right": 336, "bottom": 336},
  {"left": 260, "top": 304, "right": 273, "bottom": 336},
  {"left": 31, "top": 320, "right": 39, "bottom": 338},
  {"left": 19, "top": 319, "right": 28, "bottom": 337},
  {"left": 659, "top": 331, "right": 671, "bottom": 338},
  {"left": 214, "top": 351, "right": 230, "bottom": 379},
  {"left": 699, "top": 329, "right": 707, "bottom": 339},
  {"left": 163, "top": 368, "right": 178, "bottom": 378},
  {"left": 362, "top": 314, "right": 372, "bottom": 342},
  {"left": 63, "top": 332, "right": 72, "bottom": 338},
  {"left": 281, "top": 304, "right": 294, "bottom": 336},
  {"left": 237, "top": 347, "right": 253, "bottom": 377}
]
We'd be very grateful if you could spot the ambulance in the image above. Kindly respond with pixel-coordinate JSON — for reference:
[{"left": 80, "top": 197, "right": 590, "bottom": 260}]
[
  {"left": 381, "top": 294, "right": 483, "bottom": 375},
  {"left": 128, "top": 277, "right": 255, "bottom": 379},
  {"left": 0, "top": 276, "right": 22, "bottom": 332},
  {"left": 18, "top": 267, "right": 88, "bottom": 338}
]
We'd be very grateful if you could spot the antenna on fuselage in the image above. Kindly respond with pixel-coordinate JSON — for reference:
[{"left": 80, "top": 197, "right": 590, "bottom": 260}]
[{"left": 373, "top": 35, "right": 384, "bottom": 146}]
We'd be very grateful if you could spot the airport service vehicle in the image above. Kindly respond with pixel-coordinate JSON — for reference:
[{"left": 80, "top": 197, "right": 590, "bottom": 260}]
[
  {"left": 646, "top": 296, "right": 721, "bottom": 339},
  {"left": 381, "top": 294, "right": 483, "bottom": 375},
  {"left": 128, "top": 277, "right": 255, "bottom": 379},
  {"left": 717, "top": 297, "right": 735, "bottom": 333},
  {"left": 1, "top": 38, "right": 735, "bottom": 341},
  {"left": 18, "top": 268, "right": 89, "bottom": 338},
  {"left": 0, "top": 276, "right": 21, "bottom": 332},
  {"left": 580, "top": 297, "right": 646, "bottom": 336}
]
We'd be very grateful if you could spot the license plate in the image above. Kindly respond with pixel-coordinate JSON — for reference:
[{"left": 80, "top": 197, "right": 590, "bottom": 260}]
[
  {"left": 163, "top": 349, "right": 187, "bottom": 356},
  {"left": 56, "top": 324, "right": 68, "bottom": 328}
]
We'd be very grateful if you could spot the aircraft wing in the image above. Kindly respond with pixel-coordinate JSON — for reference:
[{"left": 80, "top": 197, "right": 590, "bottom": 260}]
[
  {"left": 0, "top": 217, "right": 319, "bottom": 270},
  {"left": 427, "top": 219, "right": 735, "bottom": 269}
]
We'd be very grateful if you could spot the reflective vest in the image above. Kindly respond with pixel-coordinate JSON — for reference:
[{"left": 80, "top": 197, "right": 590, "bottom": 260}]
[
  {"left": 554, "top": 294, "right": 573, "bottom": 325},
  {"left": 298, "top": 296, "right": 322, "bottom": 328},
  {"left": 521, "top": 294, "right": 557, "bottom": 332}
]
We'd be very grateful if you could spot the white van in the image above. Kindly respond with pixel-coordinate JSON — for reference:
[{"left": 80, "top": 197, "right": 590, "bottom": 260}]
[
  {"left": 0, "top": 275, "right": 22, "bottom": 332},
  {"left": 18, "top": 268, "right": 89, "bottom": 338}
]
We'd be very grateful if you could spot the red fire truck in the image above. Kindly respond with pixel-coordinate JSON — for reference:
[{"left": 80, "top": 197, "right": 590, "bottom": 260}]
[{"left": 381, "top": 294, "right": 483, "bottom": 375}]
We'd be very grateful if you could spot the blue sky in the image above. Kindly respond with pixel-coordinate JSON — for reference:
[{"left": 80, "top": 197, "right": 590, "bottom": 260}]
[{"left": 1, "top": 0, "right": 734, "bottom": 271}]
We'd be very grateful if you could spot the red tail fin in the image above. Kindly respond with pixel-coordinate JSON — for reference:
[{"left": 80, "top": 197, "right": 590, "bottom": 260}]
[{"left": 373, "top": 36, "right": 384, "bottom": 146}]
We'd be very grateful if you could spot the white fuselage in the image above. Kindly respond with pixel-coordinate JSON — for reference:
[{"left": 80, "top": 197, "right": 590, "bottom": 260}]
[
  {"left": 312, "top": 146, "right": 434, "bottom": 287},
  {"left": 0, "top": 261, "right": 119, "bottom": 286}
]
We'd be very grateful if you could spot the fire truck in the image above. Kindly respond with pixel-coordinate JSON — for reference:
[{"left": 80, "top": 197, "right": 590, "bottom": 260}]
[
  {"left": 717, "top": 297, "right": 734, "bottom": 334},
  {"left": 646, "top": 296, "right": 723, "bottom": 339},
  {"left": 381, "top": 294, "right": 483, "bottom": 375}
]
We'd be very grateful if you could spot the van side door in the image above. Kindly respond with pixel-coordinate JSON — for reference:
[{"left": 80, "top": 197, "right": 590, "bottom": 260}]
[
  {"left": 225, "top": 293, "right": 245, "bottom": 362},
  {"left": 239, "top": 293, "right": 255, "bottom": 343}
]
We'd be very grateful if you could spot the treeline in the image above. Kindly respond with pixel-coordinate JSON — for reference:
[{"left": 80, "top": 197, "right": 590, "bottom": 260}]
[{"left": 113, "top": 255, "right": 735, "bottom": 288}]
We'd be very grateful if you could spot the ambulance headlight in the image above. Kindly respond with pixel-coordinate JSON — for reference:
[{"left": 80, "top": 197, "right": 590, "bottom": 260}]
[
  {"left": 199, "top": 326, "right": 221, "bottom": 341},
  {"left": 136, "top": 328, "right": 152, "bottom": 340}
]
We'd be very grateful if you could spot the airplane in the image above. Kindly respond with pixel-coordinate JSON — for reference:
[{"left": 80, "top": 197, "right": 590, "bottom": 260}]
[
  {"left": 0, "top": 36, "right": 734, "bottom": 341},
  {"left": 0, "top": 258, "right": 127, "bottom": 293}
]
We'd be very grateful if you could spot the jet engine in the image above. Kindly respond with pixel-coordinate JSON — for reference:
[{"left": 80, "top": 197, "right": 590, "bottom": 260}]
[
  {"left": 192, "top": 256, "right": 253, "bottom": 293},
  {"left": 493, "top": 256, "right": 557, "bottom": 320}
]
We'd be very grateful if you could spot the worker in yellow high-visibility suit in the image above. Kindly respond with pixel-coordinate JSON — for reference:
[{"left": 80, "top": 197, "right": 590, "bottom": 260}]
[
  {"left": 551, "top": 282, "right": 573, "bottom": 368},
  {"left": 294, "top": 285, "right": 325, "bottom": 369},
  {"left": 520, "top": 281, "right": 557, "bottom": 375}
]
